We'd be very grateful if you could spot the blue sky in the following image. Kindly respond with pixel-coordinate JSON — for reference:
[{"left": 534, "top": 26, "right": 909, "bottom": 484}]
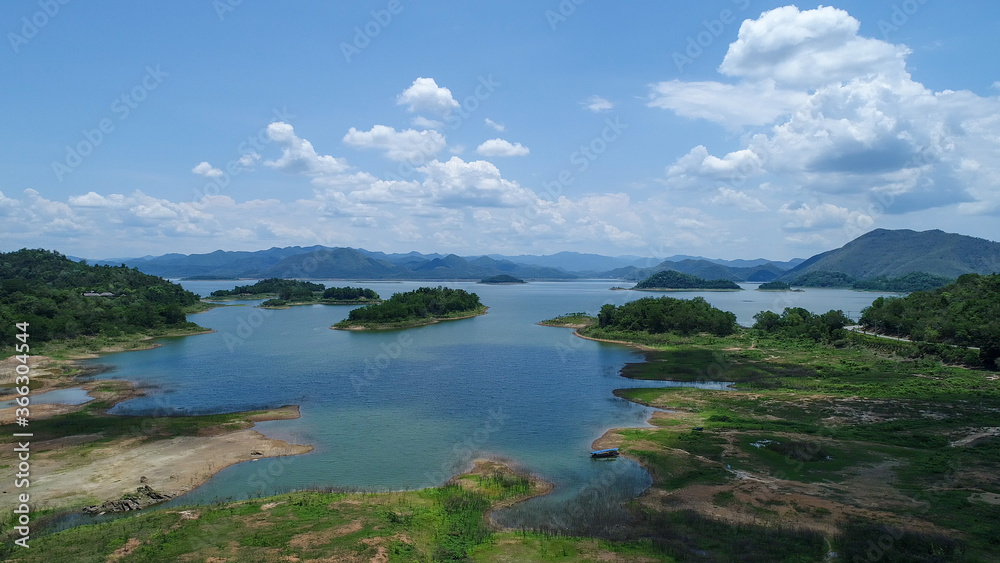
[{"left": 3, "top": 1, "right": 999, "bottom": 260}]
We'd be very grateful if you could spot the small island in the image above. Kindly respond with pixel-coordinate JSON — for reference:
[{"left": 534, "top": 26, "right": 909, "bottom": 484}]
[
  {"left": 756, "top": 280, "right": 801, "bottom": 291},
  {"left": 537, "top": 312, "right": 597, "bottom": 329},
  {"left": 209, "top": 279, "right": 380, "bottom": 308},
  {"left": 633, "top": 270, "right": 742, "bottom": 291},
  {"left": 478, "top": 274, "right": 526, "bottom": 285},
  {"left": 332, "top": 286, "right": 487, "bottom": 330}
]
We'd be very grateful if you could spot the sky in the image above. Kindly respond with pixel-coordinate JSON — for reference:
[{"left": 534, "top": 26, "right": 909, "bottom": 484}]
[{"left": 2, "top": 1, "right": 999, "bottom": 261}]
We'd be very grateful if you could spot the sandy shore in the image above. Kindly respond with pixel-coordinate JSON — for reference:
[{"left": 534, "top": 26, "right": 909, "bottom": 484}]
[{"left": 0, "top": 355, "right": 311, "bottom": 514}]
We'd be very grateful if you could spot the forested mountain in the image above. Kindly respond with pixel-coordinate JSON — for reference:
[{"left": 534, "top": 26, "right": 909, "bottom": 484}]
[
  {"left": 103, "top": 247, "right": 576, "bottom": 280},
  {"left": 780, "top": 229, "right": 1000, "bottom": 281},
  {"left": 0, "top": 249, "right": 201, "bottom": 346},
  {"left": 602, "top": 259, "right": 786, "bottom": 282}
]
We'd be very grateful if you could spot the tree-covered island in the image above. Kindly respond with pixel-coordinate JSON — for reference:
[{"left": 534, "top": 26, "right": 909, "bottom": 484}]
[
  {"left": 478, "top": 274, "right": 526, "bottom": 284},
  {"left": 633, "top": 270, "right": 742, "bottom": 291},
  {"left": 209, "top": 279, "right": 380, "bottom": 308},
  {"left": 332, "top": 286, "right": 486, "bottom": 330},
  {"left": 756, "top": 280, "right": 800, "bottom": 291}
]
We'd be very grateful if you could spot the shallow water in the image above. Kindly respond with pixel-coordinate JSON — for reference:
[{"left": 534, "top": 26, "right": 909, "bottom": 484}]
[{"left": 80, "top": 280, "right": 896, "bottom": 530}]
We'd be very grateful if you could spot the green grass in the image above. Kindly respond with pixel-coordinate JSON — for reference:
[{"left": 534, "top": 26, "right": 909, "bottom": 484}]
[{"left": 0, "top": 468, "right": 579, "bottom": 562}]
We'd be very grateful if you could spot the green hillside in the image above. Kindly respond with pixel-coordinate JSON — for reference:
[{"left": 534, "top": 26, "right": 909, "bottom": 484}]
[
  {"left": 0, "top": 249, "right": 203, "bottom": 348},
  {"left": 781, "top": 229, "right": 1000, "bottom": 280}
]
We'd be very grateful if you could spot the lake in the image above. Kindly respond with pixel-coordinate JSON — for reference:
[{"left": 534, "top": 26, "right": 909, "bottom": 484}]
[{"left": 81, "top": 280, "right": 898, "bottom": 531}]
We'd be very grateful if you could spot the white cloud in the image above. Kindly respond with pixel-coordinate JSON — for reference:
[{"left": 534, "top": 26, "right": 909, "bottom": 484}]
[
  {"left": 667, "top": 145, "right": 763, "bottom": 181},
  {"left": 583, "top": 95, "right": 614, "bottom": 112},
  {"left": 191, "top": 161, "right": 223, "bottom": 178},
  {"left": 648, "top": 79, "right": 807, "bottom": 127},
  {"left": 709, "top": 188, "right": 767, "bottom": 212},
  {"left": 778, "top": 202, "right": 873, "bottom": 232},
  {"left": 476, "top": 138, "right": 530, "bottom": 157},
  {"left": 265, "top": 122, "right": 350, "bottom": 176},
  {"left": 418, "top": 156, "right": 538, "bottom": 208},
  {"left": 719, "top": 5, "right": 909, "bottom": 89},
  {"left": 396, "top": 77, "right": 459, "bottom": 117},
  {"left": 650, "top": 4, "right": 1000, "bottom": 223},
  {"left": 484, "top": 118, "right": 505, "bottom": 132},
  {"left": 343, "top": 125, "right": 446, "bottom": 162}
]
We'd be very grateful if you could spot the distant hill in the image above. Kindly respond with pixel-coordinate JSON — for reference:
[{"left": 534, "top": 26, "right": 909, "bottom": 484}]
[
  {"left": 780, "top": 229, "right": 1000, "bottom": 281},
  {"left": 601, "top": 259, "right": 786, "bottom": 282}
]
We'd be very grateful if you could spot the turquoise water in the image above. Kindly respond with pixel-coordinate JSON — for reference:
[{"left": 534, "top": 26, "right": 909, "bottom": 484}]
[{"left": 80, "top": 280, "right": 895, "bottom": 531}]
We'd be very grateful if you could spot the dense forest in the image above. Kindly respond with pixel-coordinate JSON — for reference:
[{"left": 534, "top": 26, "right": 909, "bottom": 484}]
[
  {"left": 0, "top": 249, "right": 201, "bottom": 346},
  {"left": 757, "top": 281, "right": 793, "bottom": 290},
  {"left": 340, "top": 286, "right": 483, "bottom": 325},
  {"left": 859, "top": 273, "right": 1000, "bottom": 367},
  {"left": 596, "top": 296, "right": 737, "bottom": 336},
  {"left": 322, "top": 286, "right": 379, "bottom": 300},
  {"left": 633, "top": 270, "right": 741, "bottom": 290},
  {"left": 851, "top": 272, "right": 953, "bottom": 292},
  {"left": 752, "top": 308, "right": 852, "bottom": 343}
]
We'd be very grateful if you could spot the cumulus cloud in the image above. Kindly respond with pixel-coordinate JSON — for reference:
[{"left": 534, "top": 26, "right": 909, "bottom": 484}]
[
  {"left": 396, "top": 77, "right": 459, "bottom": 117},
  {"left": 476, "top": 138, "right": 530, "bottom": 157},
  {"left": 418, "top": 157, "right": 538, "bottom": 207},
  {"left": 343, "top": 125, "right": 447, "bottom": 162},
  {"left": 191, "top": 161, "right": 223, "bottom": 178},
  {"left": 649, "top": 4, "right": 1000, "bottom": 228},
  {"left": 718, "top": 5, "right": 910, "bottom": 88},
  {"left": 668, "top": 145, "right": 764, "bottom": 181},
  {"left": 583, "top": 95, "right": 614, "bottom": 112},
  {"left": 265, "top": 122, "right": 350, "bottom": 176}
]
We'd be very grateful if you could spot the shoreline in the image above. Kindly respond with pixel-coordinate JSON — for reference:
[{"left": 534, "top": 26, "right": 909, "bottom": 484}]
[
  {"left": 332, "top": 306, "right": 489, "bottom": 331},
  {"left": 0, "top": 346, "right": 313, "bottom": 517}
]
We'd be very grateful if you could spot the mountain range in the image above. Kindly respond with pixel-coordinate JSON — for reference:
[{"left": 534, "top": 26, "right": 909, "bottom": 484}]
[{"left": 91, "top": 229, "right": 999, "bottom": 282}]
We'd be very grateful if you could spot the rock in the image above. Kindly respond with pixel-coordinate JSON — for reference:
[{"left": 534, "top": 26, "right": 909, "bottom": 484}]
[
  {"left": 250, "top": 450, "right": 263, "bottom": 456},
  {"left": 82, "top": 486, "right": 174, "bottom": 514}
]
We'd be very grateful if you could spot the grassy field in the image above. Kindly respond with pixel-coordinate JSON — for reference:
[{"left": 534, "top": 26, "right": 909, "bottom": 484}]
[
  {"left": 603, "top": 329, "right": 1000, "bottom": 561},
  {"left": 0, "top": 461, "right": 669, "bottom": 563}
]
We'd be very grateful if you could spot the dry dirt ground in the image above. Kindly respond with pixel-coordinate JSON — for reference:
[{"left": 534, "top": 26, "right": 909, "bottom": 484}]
[{"left": 0, "top": 355, "right": 312, "bottom": 513}]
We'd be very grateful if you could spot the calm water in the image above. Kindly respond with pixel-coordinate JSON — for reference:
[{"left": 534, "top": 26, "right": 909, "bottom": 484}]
[{"left": 80, "top": 280, "right": 897, "bottom": 530}]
